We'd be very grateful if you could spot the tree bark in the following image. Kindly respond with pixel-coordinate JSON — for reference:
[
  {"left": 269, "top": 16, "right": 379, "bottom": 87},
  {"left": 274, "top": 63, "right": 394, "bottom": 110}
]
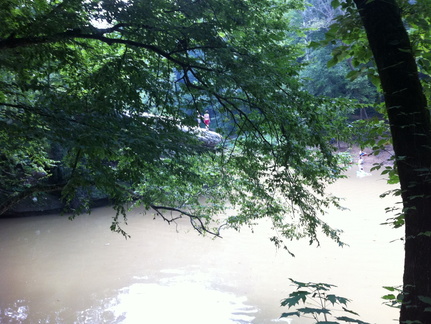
[{"left": 353, "top": 0, "right": 431, "bottom": 322}]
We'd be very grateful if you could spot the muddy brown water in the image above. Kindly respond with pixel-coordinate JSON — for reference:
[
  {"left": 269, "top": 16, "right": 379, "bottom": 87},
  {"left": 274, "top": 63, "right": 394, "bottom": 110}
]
[{"left": 0, "top": 167, "right": 404, "bottom": 323}]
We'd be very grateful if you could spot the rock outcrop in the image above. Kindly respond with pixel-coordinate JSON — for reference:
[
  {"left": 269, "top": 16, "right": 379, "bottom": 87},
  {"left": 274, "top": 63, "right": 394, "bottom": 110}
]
[{"left": 183, "top": 126, "right": 223, "bottom": 148}]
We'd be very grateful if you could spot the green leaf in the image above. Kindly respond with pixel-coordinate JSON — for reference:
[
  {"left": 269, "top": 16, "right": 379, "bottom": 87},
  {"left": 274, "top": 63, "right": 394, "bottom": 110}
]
[
  {"left": 345, "top": 70, "right": 361, "bottom": 80},
  {"left": 297, "top": 307, "right": 331, "bottom": 315},
  {"left": 280, "top": 311, "right": 300, "bottom": 318},
  {"left": 418, "top": 231, "right": 431, "bottom": 237},
  {"left": 330, "top": 0, "right": 340, "bottom": 9},
  {"left": 382, "top": 294, "right": 396, "bottom": 300},
  {"left": 327, "top": 294, "right": 350, "bottom": 306},
  {"left": 281, "top": 291, "right": 310, "bottom": 307},
  {"left": 418, "top": 295, "right": 431, "bottom": 305},
  {"left": 341, "top": 307, "right": 359, "bottom": 316},
  {"left": 335, "top": 316, "right": 370, "bottom": 324}
]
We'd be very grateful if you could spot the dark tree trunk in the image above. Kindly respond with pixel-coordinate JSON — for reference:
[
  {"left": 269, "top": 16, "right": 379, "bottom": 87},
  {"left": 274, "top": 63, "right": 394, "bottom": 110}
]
[{"left": 353, "top": 0, "right": 431, "bottom": 322}]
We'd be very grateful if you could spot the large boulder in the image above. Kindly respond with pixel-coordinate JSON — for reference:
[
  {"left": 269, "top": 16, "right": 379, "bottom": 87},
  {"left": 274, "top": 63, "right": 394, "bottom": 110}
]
[
  {"left": 185, "top": 126, "right": 223, "bottom": 148},
  {"left": 141, "top": 113, "right": 223, "bottom": 148}
]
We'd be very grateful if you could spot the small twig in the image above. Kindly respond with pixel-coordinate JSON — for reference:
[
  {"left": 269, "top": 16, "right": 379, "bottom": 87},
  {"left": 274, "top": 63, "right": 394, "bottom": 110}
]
[{"left": 150, "top": 204, "right": 223, "bottom": 238}]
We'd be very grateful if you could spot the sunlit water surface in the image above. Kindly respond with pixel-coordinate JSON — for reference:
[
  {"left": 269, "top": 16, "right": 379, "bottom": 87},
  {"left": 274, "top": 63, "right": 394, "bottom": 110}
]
[{"left": 0, "top": 167, "right": 404, "bottom": 323}]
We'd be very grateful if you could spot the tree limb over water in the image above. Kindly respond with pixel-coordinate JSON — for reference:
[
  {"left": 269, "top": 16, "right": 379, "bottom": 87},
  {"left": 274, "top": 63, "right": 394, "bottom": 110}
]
[{"left": 1, "top": 0, "right": 353, "bottom": 245}]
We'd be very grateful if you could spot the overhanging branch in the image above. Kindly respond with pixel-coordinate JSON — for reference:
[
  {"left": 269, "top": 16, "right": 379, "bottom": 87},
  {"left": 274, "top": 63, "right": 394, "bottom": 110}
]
[
  {"left": 150, "top": 204, "right": 224, "bottom": 238},
  {"left": 0, "top": 28, "right": 216, "bottom": 73}
]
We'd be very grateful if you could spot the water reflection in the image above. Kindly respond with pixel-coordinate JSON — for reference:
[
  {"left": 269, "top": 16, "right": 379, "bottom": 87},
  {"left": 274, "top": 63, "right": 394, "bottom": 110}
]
[
  {"left": 1, "top": 275, "right": 257, "bottom": 324},
  {"left": 2, "top": 300, "right": 29, "bottom": 323},
  {"left": 0, "top": 168, "right": 403, "bottom": 324},
  {"left": 111, "top": 281, "right": 257, "bottom": 323}
]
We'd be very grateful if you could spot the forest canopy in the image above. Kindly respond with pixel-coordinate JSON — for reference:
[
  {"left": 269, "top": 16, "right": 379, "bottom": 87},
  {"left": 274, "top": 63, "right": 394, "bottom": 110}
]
[{"left": 1, "top": 0, "right": 362, "bottom": 241}]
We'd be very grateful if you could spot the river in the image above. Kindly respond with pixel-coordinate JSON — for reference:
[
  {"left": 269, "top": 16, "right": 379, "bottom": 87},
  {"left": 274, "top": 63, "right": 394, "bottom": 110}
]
[{"left": 0, "top": 167, "right": 404, "bottom": 324}]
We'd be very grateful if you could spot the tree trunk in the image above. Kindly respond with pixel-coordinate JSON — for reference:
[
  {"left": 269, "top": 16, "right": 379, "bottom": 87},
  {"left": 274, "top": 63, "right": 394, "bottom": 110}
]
[{"left": 353, "top": 0, "right": 431, "bottom": 322}]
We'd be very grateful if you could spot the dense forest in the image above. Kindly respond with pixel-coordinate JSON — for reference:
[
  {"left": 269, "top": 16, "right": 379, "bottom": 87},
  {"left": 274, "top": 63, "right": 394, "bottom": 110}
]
[{"left": 1, "top": 0, "right": 431, "bottom": 322}]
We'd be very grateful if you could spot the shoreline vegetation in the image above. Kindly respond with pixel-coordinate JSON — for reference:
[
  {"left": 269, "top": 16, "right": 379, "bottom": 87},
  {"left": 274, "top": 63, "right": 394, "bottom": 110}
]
[
  {"left": 2, "top": 142, "right": 394, "bottom": 218},
  {"left": 339, "top": 142, "right": 394, "bottom": 167}
]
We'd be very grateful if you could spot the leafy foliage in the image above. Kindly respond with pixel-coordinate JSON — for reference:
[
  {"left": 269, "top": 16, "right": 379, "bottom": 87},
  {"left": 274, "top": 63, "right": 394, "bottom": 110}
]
[
  {"left": 330, "top": 0, "right": 431, "bottom": 322},
  {"left": 280, "top": 279, "right": 370, "bottom": 324},
  {"left": 382, "top": 285, "right": 403, "bottom": 309},
  {"left": 0, "top": 0, "right": 352, "bottom": 242},
  {"left": 319, "top": 0, "right": 431, "bottom": 233}
]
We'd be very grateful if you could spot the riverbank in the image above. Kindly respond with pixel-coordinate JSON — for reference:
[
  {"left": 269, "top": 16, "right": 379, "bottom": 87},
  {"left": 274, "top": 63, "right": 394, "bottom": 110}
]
[
  {"left": 336, "top": 142, "right": 394, "bottom": 167},
  {"left": 2, "top": 195, "right": 111, "bottom": 218},
  {"left": 3, "top": 143, "right": 395, "bottom": 217}
]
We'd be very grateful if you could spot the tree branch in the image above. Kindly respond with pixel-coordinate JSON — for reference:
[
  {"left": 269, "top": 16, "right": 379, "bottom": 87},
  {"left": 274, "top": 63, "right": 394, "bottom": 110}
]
[
  {"left": 0, "top": 28, "right": 216, "bottom": 73},
  {"left": 150, "top": 204, "right": 224, "bottom": 238}
]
